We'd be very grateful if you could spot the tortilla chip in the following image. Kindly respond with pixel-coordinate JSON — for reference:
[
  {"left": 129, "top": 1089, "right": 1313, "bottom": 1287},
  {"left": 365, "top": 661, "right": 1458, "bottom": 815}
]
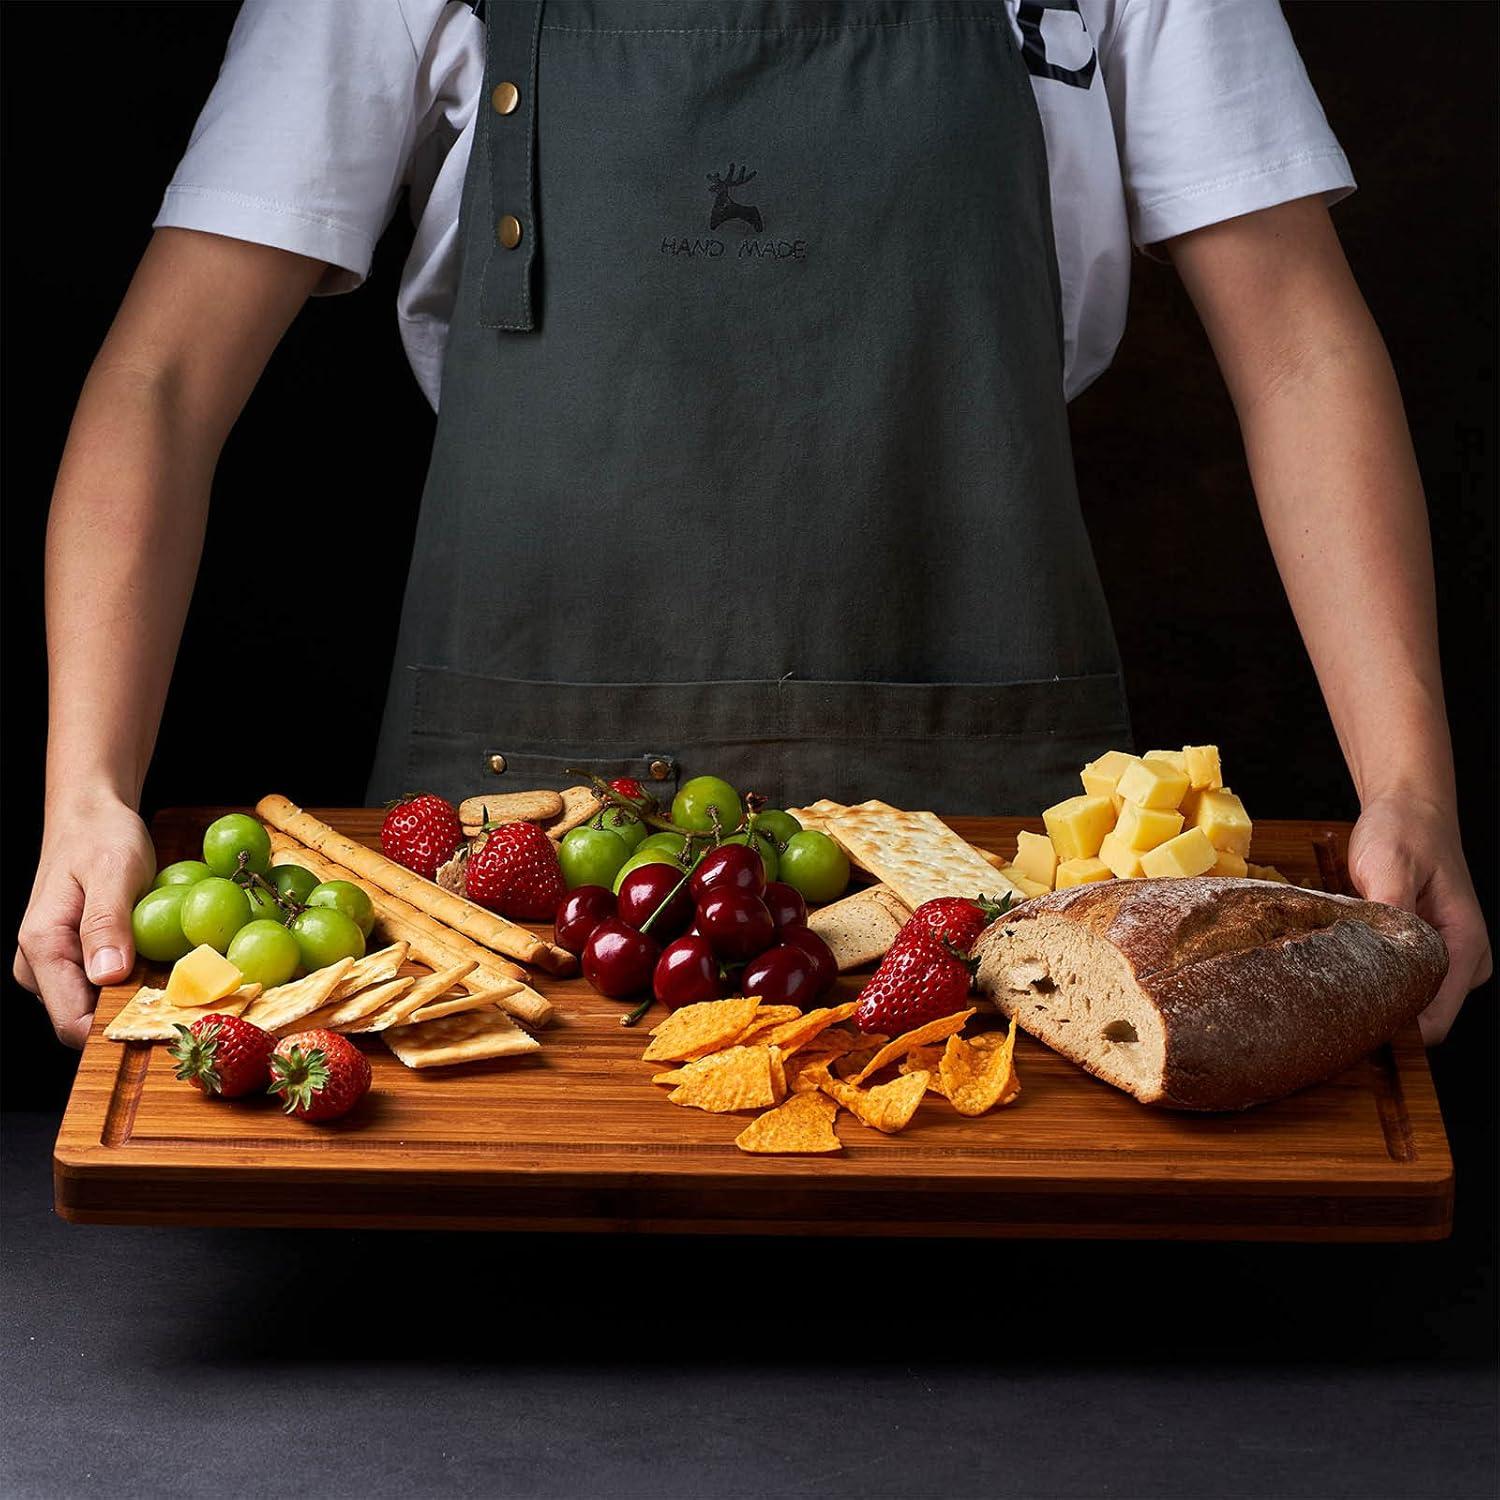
[
  {"left": 822, "top": 1071, "right": 930, "bottom": 1134},
  {"left": 651, "top": 1067, "right": 687, "bottom": 1086},
  {"left": 734, "top": 1091, "right": 842, "bottom": 1154},
  {"left": 642, "top": 997, "right": 761, "bottom": 1063},
  {"left": 665, "top": 1045, "right": 779, "bottom": 1113},
  {"left": 298, "top": 976, "right": 414, "bottom": 1035},
  {"left": 730, "top": 1006, "right": 804, "bottom": 1048},
  {"left": 898, "top": 1044, "right": 950, "bottom": 1095},
  {"left": 241, "top": 958, "right": 355, "bottom": 1033},
  {"left": 785, "top": 1053, "right": 837, "bottom": 1094},
  {"left": 768, "top": 1046, "right": 787, "bottom": 1103},
  {"left": 758, "top": 1001, "right": 858, "bottom": 1058},
  {"left": 103, "top": 983, "right": 259, "bottom": 1042},
  {"left": 797, "top": 1025, "right": 863, "bottom": 1061},
  {"left": 939, "top": 1019, "right": 1021, "bottom": 1117},
  {"left": 383, "top": 1005, "right": 541, "bottom": 1068},
  {"left": 833, "top": 1037, "right": 890, "bottom": 1080},
  {"left": 849, "top": 1010, "right": 976, "bottom": 1085},
  {"left": 329, "top": 942, "right": 410, "bottom": 1001}
]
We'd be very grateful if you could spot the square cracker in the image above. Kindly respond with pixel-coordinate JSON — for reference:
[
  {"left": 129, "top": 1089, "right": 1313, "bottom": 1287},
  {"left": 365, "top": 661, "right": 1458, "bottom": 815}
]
[
  {"left": 103, "top": 983, "right": 260, "bottom": 1043},
  {"left": 296, "top": 976, "right": 414, "bottom": 1035},
  {"left": 342, "top": 962, "right": 476, "bottom": 1033},
  {"left": 383, "top": 1006, "right": 540, "bottom": 1068},
  {"left": 329, "top": 942, "right": 409, "bottom": 1001},
  {"left": 406, "top": 983, "right": 517, "bottom": 1024},
  {"left": 828, "top": 808, "right": 1024, "bottom": 908},
  {"left": 805, "top": 886, "right": 912, "bottom": 971},
  {"left": 241, "top": 958, "right": 355, "bottom": 1033},
  {"left": 543, "top": 786, "right": 604, "bottom": 839}
]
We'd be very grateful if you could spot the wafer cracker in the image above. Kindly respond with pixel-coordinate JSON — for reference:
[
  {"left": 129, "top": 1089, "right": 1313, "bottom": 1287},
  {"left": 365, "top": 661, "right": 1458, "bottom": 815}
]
[
  {"left": 828, "top": 808, "right": 1024, "bottom": 908},
  {"left": 542, "top": 786, "right": 603, "bottom": 839},
  {"left": 849, "top": 1009, "right": 975, "bottom": 1085},
  {"left": 805, "top": 886, "right": 911, "bottom": 971},
  {"left": 459, "top": 789, "right": 564, "bottom": 832},
  {"left": 297, "top": 976, "right": 414, "bottom": 1035},
  {"left": 241, "top": 959, "right": 355, "bottom": 1033},
  {"left": 343, "top": 962, "right": 474, "bottom": 1033},
  {"left": 103, "top": 983, "right": 260, "bottom": 1042},
  {"left": 329, "top": 942, "right": 409, "bottom": 1001},
  {"left": 383, "top": 1005, "right": 540, "bottom": 1068}
]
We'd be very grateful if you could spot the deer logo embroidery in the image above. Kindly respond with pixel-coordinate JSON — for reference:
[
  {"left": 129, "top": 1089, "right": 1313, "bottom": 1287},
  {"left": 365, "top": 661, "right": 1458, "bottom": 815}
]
[{"left": 706, "top": 163, "right": 763, "bottom": 233}]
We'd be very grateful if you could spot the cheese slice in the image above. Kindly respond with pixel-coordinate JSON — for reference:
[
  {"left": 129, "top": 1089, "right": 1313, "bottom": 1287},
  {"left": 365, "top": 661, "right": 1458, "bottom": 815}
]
[{"left": 163, "top": 945, "right": 244, "bottom": 1009}]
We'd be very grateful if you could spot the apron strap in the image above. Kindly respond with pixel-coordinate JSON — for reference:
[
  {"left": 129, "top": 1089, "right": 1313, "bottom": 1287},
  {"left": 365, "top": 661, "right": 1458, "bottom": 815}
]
[{"left": 478, "top": 0, "right": 544, "bottom": 331}]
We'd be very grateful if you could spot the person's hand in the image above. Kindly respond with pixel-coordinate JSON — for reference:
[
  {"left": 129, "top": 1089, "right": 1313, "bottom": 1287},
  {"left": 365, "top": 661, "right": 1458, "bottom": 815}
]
[
  {"left": 1348, "top": 793, "right": 1492, "bottom": 1045},
  {"left": 13, "top": 795, "right": 155, "bottom": 1048}
]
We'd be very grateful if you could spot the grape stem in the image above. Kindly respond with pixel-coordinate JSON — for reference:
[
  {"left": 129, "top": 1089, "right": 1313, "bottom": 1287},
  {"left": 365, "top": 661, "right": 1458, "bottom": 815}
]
[
  {"left": 620, "top": 996, "right": 654, "bottom": 1027},
  {"left": 565, "top": 769, "right": 701, "bottom": 838},
  {"left": 232, "top": 852, "right": 304, "bottom": 922}
]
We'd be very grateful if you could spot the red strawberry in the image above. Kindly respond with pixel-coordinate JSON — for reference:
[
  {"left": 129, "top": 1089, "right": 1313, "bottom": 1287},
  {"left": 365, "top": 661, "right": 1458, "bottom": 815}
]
[
  {"left": 854, "top": 922, "right": 978, "bottom": 1035},
  {"left": 902, "top": 893, "right": 1014, "bottom": 955},
  {"left": 381, "top": 793, "right": 463, "bottom": 880},
  {"left": 608, "top": 777, "right": 647, "bottom": 801},
  {"left": 465, "top": 820, "right": 567, "bottom": 921},
  {"left": 169, "top": 1013, "right": 276, "bottom": 1098},
  {"left": 268, "top": 1029, "right": 371, "bottom": 1122}
]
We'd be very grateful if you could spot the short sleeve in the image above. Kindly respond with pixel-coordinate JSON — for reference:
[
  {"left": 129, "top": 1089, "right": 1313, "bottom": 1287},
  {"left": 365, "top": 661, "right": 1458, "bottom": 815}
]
[
  {"left": 1099, "top": 0, "right": 1355, "bottom": 248},
  {"left": 152, "top": 0, "right": 421, "bottom": 294}
]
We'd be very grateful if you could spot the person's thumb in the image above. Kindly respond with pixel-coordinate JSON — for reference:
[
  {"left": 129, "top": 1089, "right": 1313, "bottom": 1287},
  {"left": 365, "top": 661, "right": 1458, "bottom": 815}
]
[{"left": 79, "top": 862, "right": 141, "bottom": 985}]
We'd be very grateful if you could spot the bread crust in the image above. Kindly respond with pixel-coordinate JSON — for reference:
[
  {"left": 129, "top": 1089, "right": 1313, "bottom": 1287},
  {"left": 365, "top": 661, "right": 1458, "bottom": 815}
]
[{"left": 975, "top": 878, "right": 1447, "bottom": 1110}]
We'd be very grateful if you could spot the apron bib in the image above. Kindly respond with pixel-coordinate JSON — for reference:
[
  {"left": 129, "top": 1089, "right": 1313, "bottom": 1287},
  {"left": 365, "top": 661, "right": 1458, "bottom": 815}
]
[{"left": 368, "top": 0, "right": 1130, "bottom": 813}]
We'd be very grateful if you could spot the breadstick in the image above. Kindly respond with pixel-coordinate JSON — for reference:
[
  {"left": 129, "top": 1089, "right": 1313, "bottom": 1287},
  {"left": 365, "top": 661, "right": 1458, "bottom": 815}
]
[
  {"left": 267, "top": 831, "right": 555, "bottom": 1028},
  {"left": 258, "top": 795, "right": 575, "bottom": 975}
]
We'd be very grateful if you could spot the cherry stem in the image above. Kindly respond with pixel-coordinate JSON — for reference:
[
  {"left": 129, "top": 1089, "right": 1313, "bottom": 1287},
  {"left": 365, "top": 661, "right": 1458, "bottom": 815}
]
[
  {"left": 566, "top": 769, "right": 700, "bottom": 838},
  {"left": 638, "top": 867, "right": 693, "bottom": 936},
  {"left": 620, "top": 996, "right": 654, "bottom": 1027}
]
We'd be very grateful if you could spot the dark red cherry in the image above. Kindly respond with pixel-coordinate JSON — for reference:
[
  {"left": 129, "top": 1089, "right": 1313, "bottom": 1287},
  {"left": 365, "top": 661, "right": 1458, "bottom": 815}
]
[
  {"left": 582, "top": 918, "right": 660, "bottom": 999},
  {"left": 554, "top": 886, "right": 617, "bottom": 954},
  {"left": 763, "top": 881, "right": 808, "bottom": 933},
  {"left": 696, "top": 890, "right": 775, "bottom": 961},
  {"left": 653, "top": 936, "right": 723, "bottom": 1009},
  {"left": 616, "top": 864, "right": 693, "bottom": 938},
  {"left": 689, "top": 843, "right": 767, "bottom": 902},
  {"left": 778, "top": 925, "right": 838, "bottom": 998},
  {"left": 740, "top": 945, "right": 820, "bottom": 1008}
]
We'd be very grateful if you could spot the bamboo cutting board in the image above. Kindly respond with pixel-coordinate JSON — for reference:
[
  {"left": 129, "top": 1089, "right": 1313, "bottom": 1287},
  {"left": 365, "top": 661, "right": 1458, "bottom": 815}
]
[{"left": 53, "top": 810, "right": 1452, "bottom": 1239}]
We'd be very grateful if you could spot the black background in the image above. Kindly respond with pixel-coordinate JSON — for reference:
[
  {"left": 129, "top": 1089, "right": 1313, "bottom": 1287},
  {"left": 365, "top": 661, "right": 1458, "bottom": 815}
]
[{"left": 1, "top": 4, "right": 1494, "bottom": 1495}]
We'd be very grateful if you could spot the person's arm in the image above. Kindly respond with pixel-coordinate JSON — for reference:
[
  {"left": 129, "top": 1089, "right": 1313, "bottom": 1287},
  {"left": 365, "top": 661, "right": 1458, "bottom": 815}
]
[
  {"left": 1166, "top": 195, "right": 1491, "bottom": 1042},
  {"left": 14, "top": 228, "right": 325, "bottom": 1045}
]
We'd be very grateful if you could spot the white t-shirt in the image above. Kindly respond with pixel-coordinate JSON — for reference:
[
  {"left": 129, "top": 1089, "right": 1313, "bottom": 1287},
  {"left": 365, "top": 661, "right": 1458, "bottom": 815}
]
[{"left": 156, "top": 0, "right": 1354, "bottom": 408}]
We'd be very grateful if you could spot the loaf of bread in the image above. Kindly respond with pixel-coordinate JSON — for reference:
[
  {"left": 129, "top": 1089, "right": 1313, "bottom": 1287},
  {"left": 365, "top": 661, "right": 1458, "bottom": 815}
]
[{"left": 972, "top": 878, "right": 1446, "bottom": 1111}]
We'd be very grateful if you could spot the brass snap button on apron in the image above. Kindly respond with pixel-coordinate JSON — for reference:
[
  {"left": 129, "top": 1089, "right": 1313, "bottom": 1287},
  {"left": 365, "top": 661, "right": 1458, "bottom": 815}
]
[
  {"left": 491, "top": 81, "right": 519, "bottom": 115},
  {"left": 648, "top": 759, "right": 673, "bottom": 781},
  {"left": 497, "top": 215, "right": 523, "bottom": 250},
  {"left": 487, "top": 753, "right": 508, "bottom": 774}
]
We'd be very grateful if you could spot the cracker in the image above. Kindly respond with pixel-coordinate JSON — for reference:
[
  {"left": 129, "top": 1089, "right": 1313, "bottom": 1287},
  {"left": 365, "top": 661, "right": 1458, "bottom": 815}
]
[
  {"left": 383, "top": 1005, "right": 540, "bottom": 1068},
  {"left": 297, "top": 976, "right": 414, "bottom": 1035},
  {"left": 805, "top": 886, "right": 912, "bottom": 971},
  {"left": 343, "top": 962, "right": 475, "bottom": 1033},
  {"left": 828, "top": 808, "right": 1025, "bottom": 908},
  {"left": 459, "top": 790, "right": 565, "bottom": 832},
  {"left": 329, "top": 942, "right": 410, "bottom": 1001},
  {"left": 103, "top": 983, "right": 260, "bottom": 1043},
  {"left": 241, "top": 958, "right": 356, "bottom": 1033},
  {"left": 406, "top": 982, "right": 516, "bottom": 1024},
  {"left": 542, "top": 786, "right": 604, "bottom": 839}
]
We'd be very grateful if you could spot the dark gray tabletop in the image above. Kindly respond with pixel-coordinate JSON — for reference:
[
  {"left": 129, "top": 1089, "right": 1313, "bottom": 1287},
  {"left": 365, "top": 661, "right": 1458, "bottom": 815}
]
[{"left": 3, "top": 1110, "right": 1494, "bottom": 1499}]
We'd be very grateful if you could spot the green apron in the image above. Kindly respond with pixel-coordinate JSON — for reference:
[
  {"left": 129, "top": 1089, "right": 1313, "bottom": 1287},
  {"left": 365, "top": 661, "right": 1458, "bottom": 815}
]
[{"left": 368, "top": 0, "right": 1129, "bottom": 813}]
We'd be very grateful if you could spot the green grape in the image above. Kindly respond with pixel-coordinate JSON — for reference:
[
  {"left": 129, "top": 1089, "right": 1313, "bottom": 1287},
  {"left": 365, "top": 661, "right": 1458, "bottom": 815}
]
[
  {"left": 202, "top": 813, "right": 272, "bottom": 878},
  {"left": 244, "top": 883, "right": 287, "bottom": 926},
  {"left": 591, "top": 806, "right": 648, "bottom": 853},
  {"left": 612, "top": 846, "right": 690, "bottom": 895},
  {"left": 559, "top": 826, "right": 631, "bottom": 890},
  {"left": 152, "top": 859, "right": 211, "bottom": 891},
  {"left": 130, "top": 886, "right": 193, "bottom": 964},
  {"left": 777, "top": 830, "right": 850, "bottom": 904},
  {"left": 271, "top": 864, "right": 320, "bottom": 905},
  {"left": 637, "top": 832, "right": 690, "bottom": 857},
  {"left": 179, "top": 877, "right": 253, "bottom": 954},
  {"left": 226, "top": 919, "right": 300, "bottom": 989},
  {"left": 671, "top": 775, "right": 742, "bottom": 835},
  {"left": 723, "top": 830, "right": 779, "bottom": 883},
  {"left": 305, "top": 879, "right": 376, "bottom": 938},
  {"left": 753, "top": 809, "right": 802, "bottom": 850},
  {"left": 290, "top": 907, "right": 366, "bottom": 970}
]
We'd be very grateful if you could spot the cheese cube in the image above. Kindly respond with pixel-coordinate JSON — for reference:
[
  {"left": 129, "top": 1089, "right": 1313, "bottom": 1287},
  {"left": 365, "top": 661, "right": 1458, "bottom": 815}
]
[
  {"left": 1011, "top": 829, "right": 1058, "bottom": 889},
  {"left": 1080, "top": 750, "right": 1138, "bottom": 811},
  {"left": 1114, "top": 800, "right": 1184, "bottom": 852},
  {"left": 1247, "top": 862, "right": 1290, "bottom": 885},
  {"left": 1140, "top": 827, "right": 1218, "bottom": 879},
  {"left": 1182, "top": 744, "right": 1223, "bottom": 790},
  {"left": 1211, "top": 849, "right": 1248, "bottom": 878},
  {"left": 1055, "top": 857, "right": 1113, "bottom": 889},
  {"left": 164, "top": 944, "right": 243, "bottom": 1008},
  {"left": 1179, "top": 785, "right": 1205, "bottom": 823},
  {"left": 1117, "top": 757, "right": 1190, "bottom": 810},
  {"left": 1042, "top": 795, "right": 1116, "bottom": 862},
  {"left": 1098, "top": 830, "right": 1146, "bottom": 879},
  {"left": 1192, "top": 788, "right": 1253, "bottom": 857},
  {"left": 1000, "top": 865, "right": 1052, "bottom": 900},
  {"left": 1143, "top": 749, "right": 1187, "bottom": 774}
]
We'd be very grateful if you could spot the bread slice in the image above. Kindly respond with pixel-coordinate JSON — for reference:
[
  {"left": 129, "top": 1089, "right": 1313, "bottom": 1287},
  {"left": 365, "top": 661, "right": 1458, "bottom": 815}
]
[{"left": 973, "top": 877, "right": 1446, "bottom": 1111}]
